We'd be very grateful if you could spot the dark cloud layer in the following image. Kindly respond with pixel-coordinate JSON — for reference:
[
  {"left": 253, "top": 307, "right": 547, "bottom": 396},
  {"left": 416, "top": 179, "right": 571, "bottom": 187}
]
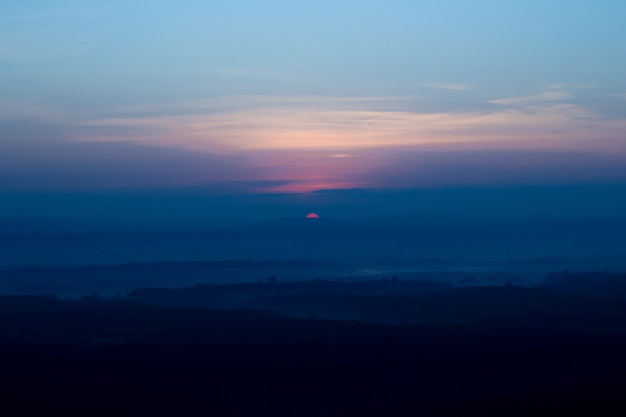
[
  {"left": 0, "top": 118, "right": 267, "bottom": 191},
  {"left": 2, "top": 117, "right": 626, "bottom": 196}
]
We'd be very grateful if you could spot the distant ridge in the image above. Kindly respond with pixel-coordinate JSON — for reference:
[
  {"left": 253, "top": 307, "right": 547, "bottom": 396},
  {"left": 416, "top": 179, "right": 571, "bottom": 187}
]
[{"left": 1, "top": 259, "right": 328, "bottom": 272}]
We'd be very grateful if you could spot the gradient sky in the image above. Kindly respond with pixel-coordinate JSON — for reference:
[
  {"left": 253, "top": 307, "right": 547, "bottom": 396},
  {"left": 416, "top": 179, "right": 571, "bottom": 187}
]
[{"left": 2, "top": 0, "right": 626, "bottom": 193}]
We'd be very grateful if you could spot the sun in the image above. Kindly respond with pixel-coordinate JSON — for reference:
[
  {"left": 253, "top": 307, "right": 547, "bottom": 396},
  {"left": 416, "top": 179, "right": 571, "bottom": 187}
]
[{"left": 305, "top": 213, "right": 320, "bottom": 219}]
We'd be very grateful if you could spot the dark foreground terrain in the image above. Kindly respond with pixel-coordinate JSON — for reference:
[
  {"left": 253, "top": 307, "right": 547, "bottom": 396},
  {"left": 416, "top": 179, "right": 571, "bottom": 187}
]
[{"left": 2, "top": 275, "right": 626, "bottom": 417}]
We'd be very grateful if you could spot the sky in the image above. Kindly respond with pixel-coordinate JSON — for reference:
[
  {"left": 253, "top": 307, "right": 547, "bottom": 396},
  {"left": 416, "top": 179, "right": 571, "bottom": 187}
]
[{"left": 2, "top": 0, "right": 626, "bottom": 196}]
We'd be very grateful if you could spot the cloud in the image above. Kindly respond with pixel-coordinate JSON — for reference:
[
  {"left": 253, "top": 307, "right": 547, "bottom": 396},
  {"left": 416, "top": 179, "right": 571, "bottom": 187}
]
[
  {"left": 421, "top": 83, "right": 473, "bottom": 91},
  {"left": 353, "top": 148, "right": 626, "bottom": 189},
  {"left": 2, "top": 115, "right": 626, "bottom": 192},
  {"left": 539, "top": 82, "right": 598, "bottom": 91},
  {"left": 0, "top": 100, "right": 68, "bottom": 122},
  {"left": 490, "top": 91, "right": 572, "bottom": 106},
  {"left": 118, "top": 95, "right": 415, "bottom": 117},
  {"left": 488, "top": 83, "right": 626, "bottom": 123},
  {"left": 74, "top": 95, "right": 626, "bottom": 155},
  {"left": 9, "top": 87, "right": 626, "bottom": 155},
  {"left": 0, "top": 118, "right": 266, "bottom": 191},
  {"left": 0, "top": 118, "right": 372, "bottom": 192},
  {"left": 489, "top": 83, "right": 600, "bottom": 107},
  {"left": 3, "top": 86, "right": 626, "bottom": 193}
]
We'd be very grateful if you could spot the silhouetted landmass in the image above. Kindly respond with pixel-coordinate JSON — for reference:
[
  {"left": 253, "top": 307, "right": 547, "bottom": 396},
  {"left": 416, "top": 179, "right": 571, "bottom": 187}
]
[
  {"left": 127, "top": 274, "right": 626, "bottom": 329},
  {"left": 128, "top": 279, "right": 448, "bottom": 311},
  {"left": 543, "top": 270, "right": 626, "bottom": 296},
  {"left": 2, "top": 271, "right": 626, "bottom": 415},
  {"left": 0, "top": 259, "right": 336, "bottom": 295},
  {"left": 1, "top": 293, "right": 626, "bottom": 416}
]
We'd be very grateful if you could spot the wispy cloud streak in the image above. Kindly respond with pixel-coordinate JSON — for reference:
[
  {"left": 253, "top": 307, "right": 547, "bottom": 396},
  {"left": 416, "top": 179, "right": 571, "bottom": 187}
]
[{"left": 75, "top": 93, "right": 626, "bottom": 154}]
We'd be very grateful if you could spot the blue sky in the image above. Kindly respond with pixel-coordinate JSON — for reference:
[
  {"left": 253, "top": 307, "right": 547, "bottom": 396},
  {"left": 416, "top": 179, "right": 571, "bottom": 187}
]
[{"left": 2, "top": 1, "right": 626, "bottom": 192}]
